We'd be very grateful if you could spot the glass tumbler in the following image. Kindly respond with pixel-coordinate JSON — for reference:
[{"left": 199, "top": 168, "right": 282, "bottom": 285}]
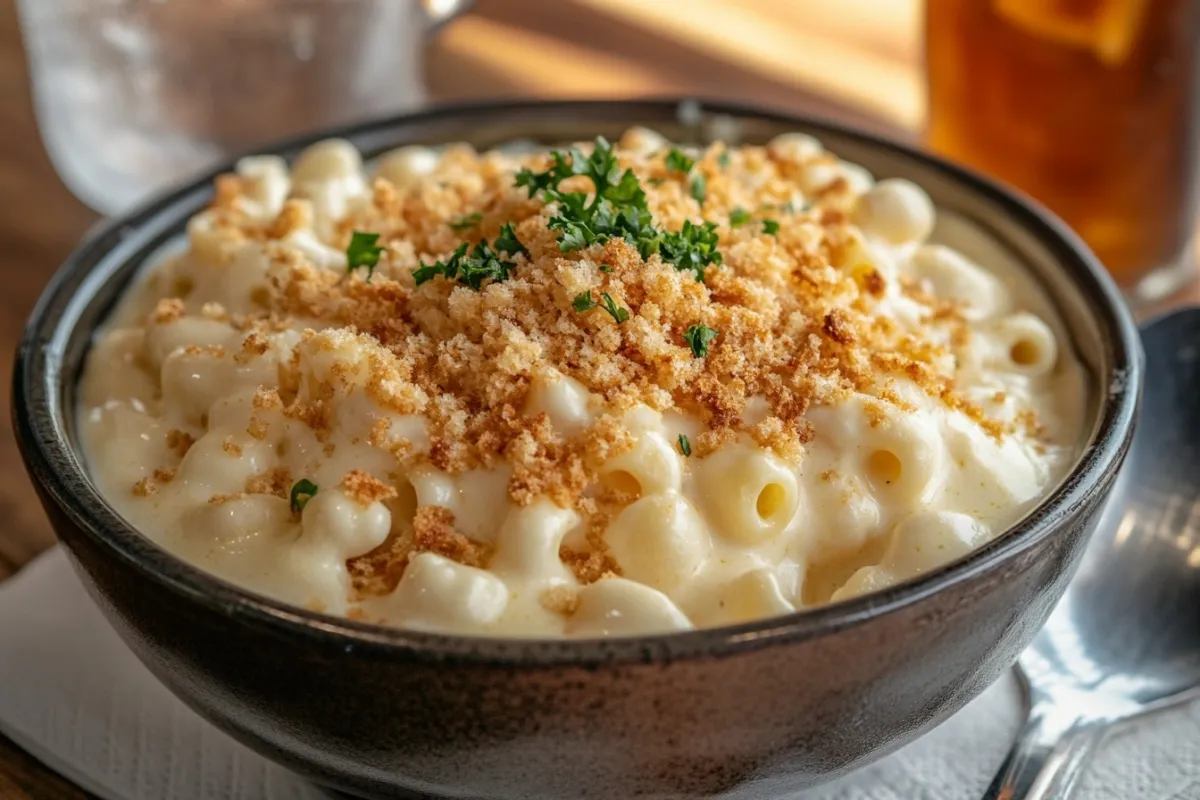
[
  {"left": 926, "top": 0, "right": 1200, "bottom": 301},
  {"left": 17, "top": 0, "right": 468, "bottom": 215}
]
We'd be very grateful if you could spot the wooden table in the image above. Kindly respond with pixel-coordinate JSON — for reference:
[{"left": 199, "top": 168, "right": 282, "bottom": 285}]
[{"left": 0, "top": 1, "right": 1185, "bottom": 796}]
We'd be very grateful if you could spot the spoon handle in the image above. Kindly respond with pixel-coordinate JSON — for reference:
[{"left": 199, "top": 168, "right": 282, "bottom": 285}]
[{"left": 981, "top": 709, "right": 1107, "bottom": 800}]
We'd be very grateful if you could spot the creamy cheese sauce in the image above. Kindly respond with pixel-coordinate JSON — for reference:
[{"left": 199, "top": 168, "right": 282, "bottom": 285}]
[{"left": 78, "top": 130, "right": 1085, "bottom": 637}]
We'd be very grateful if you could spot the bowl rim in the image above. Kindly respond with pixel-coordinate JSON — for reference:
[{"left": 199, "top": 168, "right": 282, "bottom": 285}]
[{"left": 12, "top": 98, "right": 1143, "bottom": 666}]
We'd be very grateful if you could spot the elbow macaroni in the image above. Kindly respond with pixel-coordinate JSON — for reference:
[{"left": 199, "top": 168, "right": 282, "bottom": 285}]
[{"left": 78, "top": 130, "right": 1085, "bottom": 638}]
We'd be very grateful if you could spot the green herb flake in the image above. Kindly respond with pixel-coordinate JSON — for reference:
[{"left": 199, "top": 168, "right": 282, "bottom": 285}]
[
  {"left": 572, "top": 291, "right": 598, "bottom": 312},
  {"left": 717, "top": 151, "right": 731, "bottom": 169},
  {"left": 665, "top": 147, "right": 695, "bottom": 174},
  {"left": 762, "top": 218, "right": 780, "bottom": 236},
  {"left": 449, "top": 212, "right": 483, "bottom": 231},
  {"left": 289, "top": 479, "right": 318, "bottom": 514},
  {"left": 455, "top": 240, "right": 516, "bottom": 290},
  {"left": 683, "top": 324, "right": 719, "bottom": 358},
  {"left": 659, "top": 220, "right": 723, "bottom": 282},
  {"left": 689, "top": 173, "right": 707, "bottom": 206},
  {"left": 599, "top": 264, "right": 613, "bottom": 273},
  {"left": 413, "top": 242, "right": 466, "bottom": 286},
  {"left": 493, "top": 221, "right": 528, "bottom": 257},
  {"left": 346, "top": 231, "right": 385, "bottom": 280},
  {"left": 729, "top": 207, "right": 751, "bottom": 228},
  {"left": 412, "top": 240, "right": 516, "bottom": 290},
  {"left": 677, "top": 434, "right": 692, "bottom": 457},
  {"left": 599, "top": 292, "right": 630, "bottom": 324},
  {"left": 514, "top": 137, "right": 722, "bottom": 283}
]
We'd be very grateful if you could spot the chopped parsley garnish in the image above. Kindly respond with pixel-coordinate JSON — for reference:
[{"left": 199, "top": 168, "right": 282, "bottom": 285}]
[
  {"left": 599, "top": 264, "right": 613, "bottom": 273},
  {"left": 289, "top": 479, "right": 318, "bottom": 514},
  {"left": 729, "top": 207, "right": 751, "bottom": 228},
  {"left": 717, "top": 151, "right": 731, "bottom": 169},
  {"left": 677, "top": 434, "right": 692, "bottom": 457},
  {"left": 413, "top": 240, "right": 517, "bottom": 290},
  {"left": 413, "top": 243, "right": 466, "bottom": 286},
  {"left": 449, "top": 212, "right": 483, "bottom": 231},
  {"left": 514, "top": 136, "right": 722, "bottom": 282},
  {"left": 665, "top": 147, "right": 695, "bottom": 174},
  {"left": 683, "top": 324, "right": 718, "bottom": 358},
  {"left": 659, "top": 220, "right": 722, "bottom": 282},
  {"left": 599, "top": 292, "right": 630, "bottom": 324},
  {"left": 574, "top": 291, "right": 628, "bottom": 323},
  {"left": 762, "top": 219, "right": 780, "bottom": 236},
  {"left": 572, "top": 291, "right": 597, "bottom": 312},
  {"left": 493, "top": 221, "right": 528, "bottom": 257},
  {"left": 346, "top": 231, "right": 385, "bottom": 280},
  {"left": 689, "top": 173, "right": 707, "bottom": 206}
]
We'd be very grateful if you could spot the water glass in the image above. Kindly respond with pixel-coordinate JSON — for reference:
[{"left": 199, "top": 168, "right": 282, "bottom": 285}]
[{"left": 17, "top": 0, "right": 467, "bottom": 215}]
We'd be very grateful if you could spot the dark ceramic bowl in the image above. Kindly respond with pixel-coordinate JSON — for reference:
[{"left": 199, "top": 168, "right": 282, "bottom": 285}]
[{"left": 13, "top": 100, "right": 1142, "bottom": 799}]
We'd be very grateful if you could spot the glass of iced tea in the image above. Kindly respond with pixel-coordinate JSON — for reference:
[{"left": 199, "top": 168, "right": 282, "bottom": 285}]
[{"left": 926, "top": 0, "right": 1200, "bottom": 301}]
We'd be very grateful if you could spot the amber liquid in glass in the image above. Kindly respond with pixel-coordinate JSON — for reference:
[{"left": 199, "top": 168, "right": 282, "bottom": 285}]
[{"left": 926, "top": 0, "right": 1200, "bottom": 292}]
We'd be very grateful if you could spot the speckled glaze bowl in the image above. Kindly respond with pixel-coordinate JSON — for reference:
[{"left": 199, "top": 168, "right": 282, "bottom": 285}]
[{"left": 13, "top": 100, "right": 1142, "bottom": 799}]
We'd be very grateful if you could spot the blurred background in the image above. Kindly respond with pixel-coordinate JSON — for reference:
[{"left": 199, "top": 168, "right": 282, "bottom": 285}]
[
  {"left": 1, "top": 0, "right": 1196, "bottom": 792},
  {"left": 3, "top": 0, "right": 923, "bottom": 277}
]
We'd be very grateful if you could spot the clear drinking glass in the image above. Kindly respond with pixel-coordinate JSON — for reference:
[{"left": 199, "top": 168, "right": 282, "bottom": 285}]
[
  {"left": 926, "top": 0, "right": 1200, "bottom": 302},
  {"left": 17, "top": 0, "right": 468, "bottom": 215}
]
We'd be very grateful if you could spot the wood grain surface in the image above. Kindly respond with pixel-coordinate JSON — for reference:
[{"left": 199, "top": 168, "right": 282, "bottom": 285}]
[{"left": 0, "top": 0, "right": 1188, "bottom": 796}]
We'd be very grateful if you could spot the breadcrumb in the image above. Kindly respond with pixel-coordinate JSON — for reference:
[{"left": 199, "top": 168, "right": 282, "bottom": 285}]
[{"left": 130, "top": 134, "right": 1047, "bottom": 600}]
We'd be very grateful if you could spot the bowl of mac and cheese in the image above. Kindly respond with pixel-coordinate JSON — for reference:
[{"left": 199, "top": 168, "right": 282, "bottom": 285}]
[{"left": 14, "top": 101, "right": 1141, "bottom": 799}]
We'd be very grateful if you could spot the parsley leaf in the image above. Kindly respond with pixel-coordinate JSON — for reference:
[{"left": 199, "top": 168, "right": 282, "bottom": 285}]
[
  {"left": 683, "top": 324, "right": 718, "bottom": 358},
  {"left": 572, "top": 291, "right": 598, "bottom": 312},
  {"left": 677, "top": 434, "right": 692, "bottom": 457},
  {"left": 599, "top": 264, "right": 613, "bottom": 273},
  {"left": 414, "top": 242, "right": 466, "bottom": 286},
  {"left": 762, "top": 219, "right": 780, "bottom": 236},
  {"left": 449, "top": 212, "right": 483, "bottom": 231},
  {"left": 493, "top": 222, "right": 528, "bottom": 257},
  {"left": 457, "top": 240, "right": 515, "bottom": 290},
  {"left": 413, "top": 241, "right": 516, "bottom": 290},
  {"left": 599, "top": 292, "right": 629, "bottom": 324},
  {"left": 729, "top": 207, "right": 751, "bottom": 228},
  {"left": 689, "top": 173, "right": 707, "bottom": 206},
  {"left": 346, "top": 231, "right": 385, "bottom": 280},
  {"left": 665, "top": 147, "right": 694, "bottom": 174},
  {"left": 514, "top": 137, "right": 722, "bottom": 282},
  {"left": 717, "top": 150, "right": 731, "bottom": 169},
  {"left": 660, "top": 220, "right": 723, "bottom": 282},
  {"left": 290, "top": 479, "right": 318, "bottom": 514}
]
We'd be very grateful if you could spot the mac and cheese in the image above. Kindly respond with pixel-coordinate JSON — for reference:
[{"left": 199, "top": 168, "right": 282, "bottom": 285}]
[{"left": 78, "top": 129, "right": 1084, "bottom": 637}]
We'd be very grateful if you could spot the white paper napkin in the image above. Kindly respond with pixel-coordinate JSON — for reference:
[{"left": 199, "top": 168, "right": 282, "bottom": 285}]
[{"left": 1, "top": 547, "right": 1197, "bottom": 800}]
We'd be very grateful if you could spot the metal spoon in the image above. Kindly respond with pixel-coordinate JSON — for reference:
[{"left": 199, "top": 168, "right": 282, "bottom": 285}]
[{"left": 983, "top": 307, "right": 1200, "bottom": 800}]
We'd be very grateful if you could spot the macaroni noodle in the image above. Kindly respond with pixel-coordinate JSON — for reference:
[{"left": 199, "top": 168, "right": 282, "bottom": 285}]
[{"left": 78, "top": 130, "right": 1084, "bottom": 637}]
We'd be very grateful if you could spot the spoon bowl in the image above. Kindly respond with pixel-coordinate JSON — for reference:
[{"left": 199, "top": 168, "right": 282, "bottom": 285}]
[
  {"left": 1036, "top": 307, "right": 1200, "bottom": 706},
  {"left": 986, "top": 306, "right": 1200, "bottom": 799}
]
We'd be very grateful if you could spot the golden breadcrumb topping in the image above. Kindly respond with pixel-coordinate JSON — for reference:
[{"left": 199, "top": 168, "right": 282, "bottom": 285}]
[
  {"left": 127, "top": 133, "right": 1042, "bottom": 591},
  {"left": 340, "top": 470, "right": 399, "bottom": 507},
  {"left": 196, "top": 138, "right": 986, "bottom": 480}
]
